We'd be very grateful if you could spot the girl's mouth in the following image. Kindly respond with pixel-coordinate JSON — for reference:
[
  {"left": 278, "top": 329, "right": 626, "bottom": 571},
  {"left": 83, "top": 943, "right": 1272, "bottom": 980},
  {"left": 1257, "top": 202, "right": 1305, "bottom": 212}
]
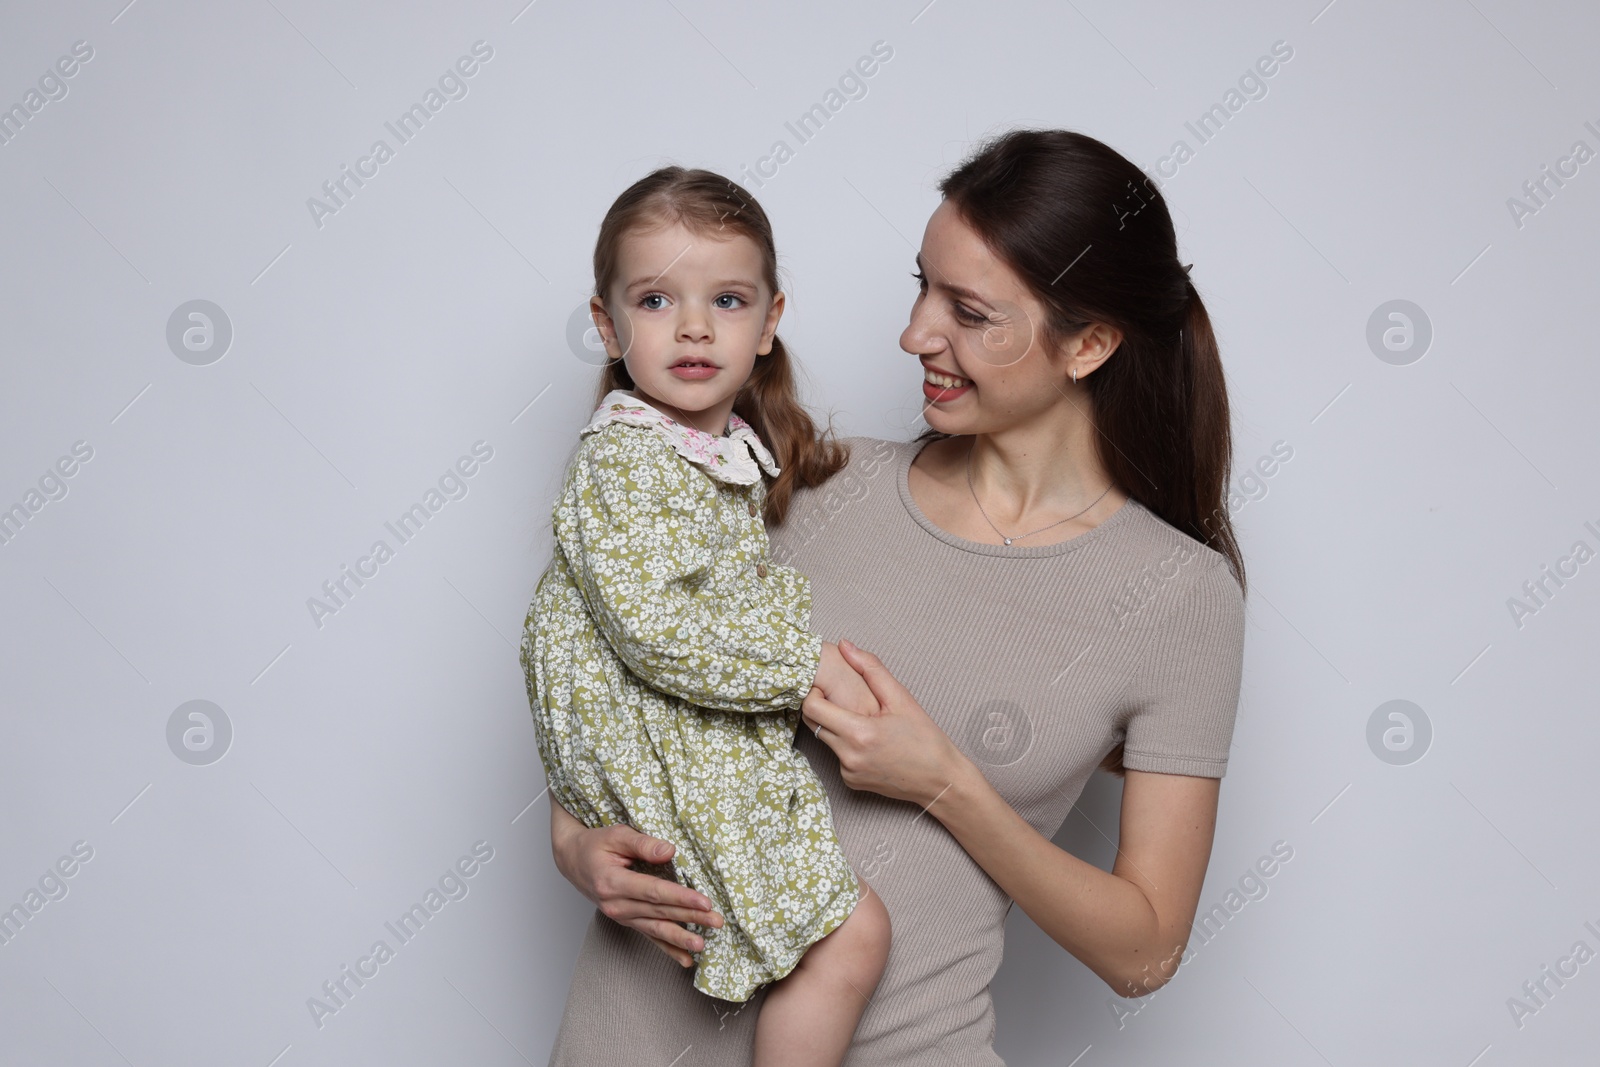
[
  {"left": 922, "top": 366, "right": 973, "bottom": 402},
  {"left": 669, "top": 359, "right": 720, "bottom": 380}
]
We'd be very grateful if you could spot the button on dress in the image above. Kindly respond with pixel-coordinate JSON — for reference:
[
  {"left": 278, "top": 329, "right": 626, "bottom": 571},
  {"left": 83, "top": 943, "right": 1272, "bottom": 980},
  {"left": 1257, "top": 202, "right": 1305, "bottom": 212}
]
[{"left": 521, "top": 391, "right": 862, "bottom": 1003}]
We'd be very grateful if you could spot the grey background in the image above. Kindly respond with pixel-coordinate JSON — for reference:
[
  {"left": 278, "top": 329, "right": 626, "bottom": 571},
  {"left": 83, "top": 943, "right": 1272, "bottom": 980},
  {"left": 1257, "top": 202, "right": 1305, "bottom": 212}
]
[{"left": 2, "top": 0, "right": 1596, "bottom": 1064}]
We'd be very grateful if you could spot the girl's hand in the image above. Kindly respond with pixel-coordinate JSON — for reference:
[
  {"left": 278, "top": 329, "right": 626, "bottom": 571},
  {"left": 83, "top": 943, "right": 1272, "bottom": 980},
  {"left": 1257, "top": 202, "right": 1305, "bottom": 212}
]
[
  {"left": 812, "top": 641, "right": 881, "bottom": 717},
  {"left": 549, "top": 801, "right": 724, "bottom": 969},
  {"left": 801, "top": 639, "right": 972, "bottom": 808}
]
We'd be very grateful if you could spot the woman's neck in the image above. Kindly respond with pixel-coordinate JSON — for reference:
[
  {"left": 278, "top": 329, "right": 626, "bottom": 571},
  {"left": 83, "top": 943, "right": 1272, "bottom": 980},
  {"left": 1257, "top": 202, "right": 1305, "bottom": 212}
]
[
  {"left": 964, "top": 415, "right": 1115, "bottom": 525},
  {"left": 907, "top": 404, "right": 1128, "bottom": 550}
]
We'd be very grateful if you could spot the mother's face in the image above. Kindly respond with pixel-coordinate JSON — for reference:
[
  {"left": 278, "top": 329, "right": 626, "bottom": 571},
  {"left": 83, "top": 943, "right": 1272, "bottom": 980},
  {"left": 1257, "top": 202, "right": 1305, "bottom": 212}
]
[{"left": 901, "top": 199, "right": 1111, "bottom": 437}]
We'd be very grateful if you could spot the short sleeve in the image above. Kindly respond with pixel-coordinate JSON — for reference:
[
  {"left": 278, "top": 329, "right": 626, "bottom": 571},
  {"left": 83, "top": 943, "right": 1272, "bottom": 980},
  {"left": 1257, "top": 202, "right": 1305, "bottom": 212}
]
[
  {"left": 1116, "top": 555, "right": 1245, "bottom": 778},
  {"left": 555, "top": 425, "right": 823, "bottom": 713}
]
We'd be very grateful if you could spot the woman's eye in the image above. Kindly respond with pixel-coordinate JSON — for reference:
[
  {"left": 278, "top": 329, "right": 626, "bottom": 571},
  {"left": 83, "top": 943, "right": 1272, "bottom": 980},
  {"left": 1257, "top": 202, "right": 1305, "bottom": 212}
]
[
  {"left": 639, "top": 294, "right": 666, "bottom": 310},
  {"left": 953, "top": 303, "right": 987, "bottom": 325},
  {"left": 910, "top": 269, "right": 927, "bottom": 289},
  {"left": 713, "top": 293, "right": 744, "bottom": 309}
]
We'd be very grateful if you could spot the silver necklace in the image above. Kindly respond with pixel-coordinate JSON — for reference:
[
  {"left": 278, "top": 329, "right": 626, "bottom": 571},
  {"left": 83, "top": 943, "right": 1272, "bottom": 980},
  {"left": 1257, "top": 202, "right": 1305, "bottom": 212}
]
[{"left": 965, "top": 443, "right": 1113, "bottom": 546}]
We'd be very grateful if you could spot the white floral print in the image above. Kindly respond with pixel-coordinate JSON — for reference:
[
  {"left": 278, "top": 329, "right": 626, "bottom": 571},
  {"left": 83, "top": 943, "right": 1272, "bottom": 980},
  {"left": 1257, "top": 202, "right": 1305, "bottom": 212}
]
[
  {"left": 521, "top": 392, "right": 862, "bottom": 1003},
  {"left": 579, "top": 390, "right": 781, "bottom": 486}
]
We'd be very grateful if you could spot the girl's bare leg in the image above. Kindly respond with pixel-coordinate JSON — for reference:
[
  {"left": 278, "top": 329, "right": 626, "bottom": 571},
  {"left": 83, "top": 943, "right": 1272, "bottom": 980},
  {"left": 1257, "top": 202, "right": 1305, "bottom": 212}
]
[{"left": 752, "top": 876, "right": 892, "bottom": 1067}]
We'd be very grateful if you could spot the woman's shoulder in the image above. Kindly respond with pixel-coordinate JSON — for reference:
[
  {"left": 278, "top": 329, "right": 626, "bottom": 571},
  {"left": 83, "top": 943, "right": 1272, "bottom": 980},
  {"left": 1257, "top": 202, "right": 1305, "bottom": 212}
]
[
  {"left": 1110, "top": 498, "right": 1225, "bottom": 559},
  {"left": 1107, "top": 500, "right": 1244, "bottom": 636},
  {"left": 769, "top": 436, "right": 911, "bottom": 556},
  {"left": 793, "top": 435, "right": 914, "bottom": 502},
  {"left": 836, "top": 435, "right": 917, "bottom": 473},
  {"left": 778, "top": 435, "right": 913, "bottom": 507}
]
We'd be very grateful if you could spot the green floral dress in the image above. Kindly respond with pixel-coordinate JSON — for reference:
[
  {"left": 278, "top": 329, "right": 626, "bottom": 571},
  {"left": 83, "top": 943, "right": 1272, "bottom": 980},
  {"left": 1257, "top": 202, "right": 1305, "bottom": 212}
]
[{"left": 520, "top": 390, "right": 862, "bottom": 1003}]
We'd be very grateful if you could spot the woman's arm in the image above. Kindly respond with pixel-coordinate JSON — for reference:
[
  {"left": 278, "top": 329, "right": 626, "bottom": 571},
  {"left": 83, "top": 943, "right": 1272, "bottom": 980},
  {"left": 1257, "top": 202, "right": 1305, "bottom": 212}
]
[
  {"left": 932, "top": 760, "right": 1215, "bottom": 996},
  {"left": 802, "top": 641, "right": 1215, "bottom": 996},
  {"left": 548, "top": 800, "right": 727, "bottom": 969}
]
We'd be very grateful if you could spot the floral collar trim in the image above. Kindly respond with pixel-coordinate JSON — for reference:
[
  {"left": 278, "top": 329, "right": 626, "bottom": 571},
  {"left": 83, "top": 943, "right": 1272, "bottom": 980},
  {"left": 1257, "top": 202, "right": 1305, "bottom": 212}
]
[{"left": 583, "top": 390, "right": 781, "bottom": 486}]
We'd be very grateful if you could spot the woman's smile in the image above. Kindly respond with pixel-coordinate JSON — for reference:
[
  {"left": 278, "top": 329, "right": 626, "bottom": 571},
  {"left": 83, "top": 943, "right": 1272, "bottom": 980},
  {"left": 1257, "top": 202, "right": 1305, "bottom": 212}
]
[
  {"left": 543, "top": 130, "right": 1249, "bottom": 1066},
  {"left": 922, "top": 364, "right": 973, "bottom": 402}
]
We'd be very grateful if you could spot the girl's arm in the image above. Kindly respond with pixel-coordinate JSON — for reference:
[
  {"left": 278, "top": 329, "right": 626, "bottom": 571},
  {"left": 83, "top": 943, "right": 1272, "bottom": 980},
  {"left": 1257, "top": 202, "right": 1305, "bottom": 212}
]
[
  {"left": 558, "top": 426, "right": 824, "bottom": 714},
  {"left": 802, "top": 643, "right": 1217, "bottom": 996}
]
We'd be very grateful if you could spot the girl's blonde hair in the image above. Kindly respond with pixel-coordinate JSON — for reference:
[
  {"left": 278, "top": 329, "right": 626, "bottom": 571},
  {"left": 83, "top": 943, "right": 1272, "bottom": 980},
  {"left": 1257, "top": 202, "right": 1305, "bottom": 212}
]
[{"left": 591, "top": 166, "right": 846, "bottom": 525}]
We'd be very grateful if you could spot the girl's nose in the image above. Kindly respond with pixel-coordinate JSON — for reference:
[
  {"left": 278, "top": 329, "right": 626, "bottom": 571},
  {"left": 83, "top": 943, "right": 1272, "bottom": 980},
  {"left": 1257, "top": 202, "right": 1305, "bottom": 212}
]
[{"left": 677, "top": 307, "right": 713, "bottom": 342}]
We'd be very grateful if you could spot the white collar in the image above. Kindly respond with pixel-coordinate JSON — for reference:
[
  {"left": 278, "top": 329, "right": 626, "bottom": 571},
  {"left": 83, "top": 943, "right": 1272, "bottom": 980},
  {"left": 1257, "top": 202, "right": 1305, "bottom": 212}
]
[{"left": 582, "top": 390, "right": 781, "bottom": 487}]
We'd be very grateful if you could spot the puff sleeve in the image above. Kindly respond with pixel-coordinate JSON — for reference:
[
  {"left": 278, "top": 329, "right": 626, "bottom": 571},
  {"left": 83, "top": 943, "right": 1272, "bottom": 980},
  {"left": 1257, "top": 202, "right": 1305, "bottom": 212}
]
[{"left": 554, "top": 425, "right": 824, "bottom": 713}]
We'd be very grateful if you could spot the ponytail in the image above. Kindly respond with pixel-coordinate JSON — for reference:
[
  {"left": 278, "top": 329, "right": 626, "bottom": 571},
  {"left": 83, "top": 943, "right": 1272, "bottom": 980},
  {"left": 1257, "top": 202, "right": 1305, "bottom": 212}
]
[
  {"left": 937, "top": 130, "right": 1246, "bottom": 779},
  {"left": 1091, "top": 281, "right": 1241, "bottom": 778},
  {"left": 733, "top": 337, "right": 847, "bottom": 525}
]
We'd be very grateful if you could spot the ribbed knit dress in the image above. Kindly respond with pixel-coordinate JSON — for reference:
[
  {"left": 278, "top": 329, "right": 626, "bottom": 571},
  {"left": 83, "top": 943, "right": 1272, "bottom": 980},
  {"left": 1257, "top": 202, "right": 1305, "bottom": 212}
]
[{"left": 543, "top": 436, "right": 1247, "bottom": 1067}]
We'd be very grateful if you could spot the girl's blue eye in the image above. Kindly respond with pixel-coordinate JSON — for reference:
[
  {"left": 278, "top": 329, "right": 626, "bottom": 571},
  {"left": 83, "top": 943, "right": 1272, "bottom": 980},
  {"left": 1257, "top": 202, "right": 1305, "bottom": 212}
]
[
  {"left": 713, "top": 294, "right": 744, "bottom": 309},
  {"left": 640, "top": 294, "right": 666, "bottom": 310}
]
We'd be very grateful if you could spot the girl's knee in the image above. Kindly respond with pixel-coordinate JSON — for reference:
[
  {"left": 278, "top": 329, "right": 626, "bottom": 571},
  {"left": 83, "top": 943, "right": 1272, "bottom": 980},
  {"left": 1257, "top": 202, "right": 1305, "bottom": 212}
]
[{"left": 852, "top": 877, "right": 892, "bottom": 960}]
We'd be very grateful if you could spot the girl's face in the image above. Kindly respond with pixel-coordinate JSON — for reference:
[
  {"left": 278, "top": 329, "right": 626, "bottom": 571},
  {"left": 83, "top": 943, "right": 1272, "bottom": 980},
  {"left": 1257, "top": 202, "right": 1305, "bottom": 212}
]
[
  {"left": 593, "top": 220, "right": 784, "bottom": 436},
  {"left": 900, "top": 199, "right": 1119, "bottom": 437}
]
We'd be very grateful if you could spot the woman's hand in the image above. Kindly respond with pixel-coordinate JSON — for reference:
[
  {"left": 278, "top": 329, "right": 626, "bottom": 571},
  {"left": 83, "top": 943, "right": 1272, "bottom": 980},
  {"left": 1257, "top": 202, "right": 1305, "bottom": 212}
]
[
  {"left": 549, "top": 800, "right": 724, "bottom": 969},
  {"left": 812, "top": 641, "right": 881, "bottom": 716},
  {"left": 801, "top": 639, "right": 972, "bottom": 809}
]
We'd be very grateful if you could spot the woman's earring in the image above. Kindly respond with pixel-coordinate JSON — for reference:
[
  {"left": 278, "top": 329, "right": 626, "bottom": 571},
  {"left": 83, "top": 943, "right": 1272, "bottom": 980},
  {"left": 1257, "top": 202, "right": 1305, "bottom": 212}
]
[{"left": 1071, "top": 367, "right": 1078, "bottom": 384}]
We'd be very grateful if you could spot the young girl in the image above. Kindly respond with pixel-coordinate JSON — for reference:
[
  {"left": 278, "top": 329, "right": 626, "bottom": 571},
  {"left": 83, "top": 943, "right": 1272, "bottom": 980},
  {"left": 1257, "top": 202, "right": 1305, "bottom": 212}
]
[{"left": 520, "top": 167, "right": 891, "bottom": 1067}]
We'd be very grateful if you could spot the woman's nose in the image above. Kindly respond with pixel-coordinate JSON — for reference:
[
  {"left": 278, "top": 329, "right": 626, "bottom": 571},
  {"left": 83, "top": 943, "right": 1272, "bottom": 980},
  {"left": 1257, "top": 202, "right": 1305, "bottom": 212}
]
[{"left": 900, "top": 300, "right": 942, "bottom": 357}]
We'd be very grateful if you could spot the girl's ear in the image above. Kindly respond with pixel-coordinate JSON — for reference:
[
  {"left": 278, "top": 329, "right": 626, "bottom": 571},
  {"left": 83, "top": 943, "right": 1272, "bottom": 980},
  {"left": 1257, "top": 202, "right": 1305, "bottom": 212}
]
[
  {"left": 590, "top": 295, "right": 626, "bottom": 362},
  {"left": 756, "top": 290, "right": 786, "bottom": 355}
]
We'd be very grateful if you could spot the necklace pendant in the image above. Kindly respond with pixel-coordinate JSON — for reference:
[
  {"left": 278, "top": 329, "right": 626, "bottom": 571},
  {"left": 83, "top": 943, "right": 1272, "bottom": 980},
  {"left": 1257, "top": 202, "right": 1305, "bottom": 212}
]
[{"left": 1003, "top": 537, "right": 1013, "bottom": 546}]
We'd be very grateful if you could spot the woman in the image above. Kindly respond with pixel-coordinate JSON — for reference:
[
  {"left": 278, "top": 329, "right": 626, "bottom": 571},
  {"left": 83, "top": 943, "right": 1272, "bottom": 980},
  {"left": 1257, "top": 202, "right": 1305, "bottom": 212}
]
[{"left": 542, "top": 128, "right": 1247, "bottom": 1066}]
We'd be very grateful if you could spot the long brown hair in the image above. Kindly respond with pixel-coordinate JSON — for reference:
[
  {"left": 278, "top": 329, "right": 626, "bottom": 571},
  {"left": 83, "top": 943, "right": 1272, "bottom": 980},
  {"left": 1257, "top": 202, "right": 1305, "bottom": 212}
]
[
  {"left": 938, "top": 129, "right": 1245, "bottom": 777},
  {"left": 590, "top": 166, "right": 845, "bottom": 524}
]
